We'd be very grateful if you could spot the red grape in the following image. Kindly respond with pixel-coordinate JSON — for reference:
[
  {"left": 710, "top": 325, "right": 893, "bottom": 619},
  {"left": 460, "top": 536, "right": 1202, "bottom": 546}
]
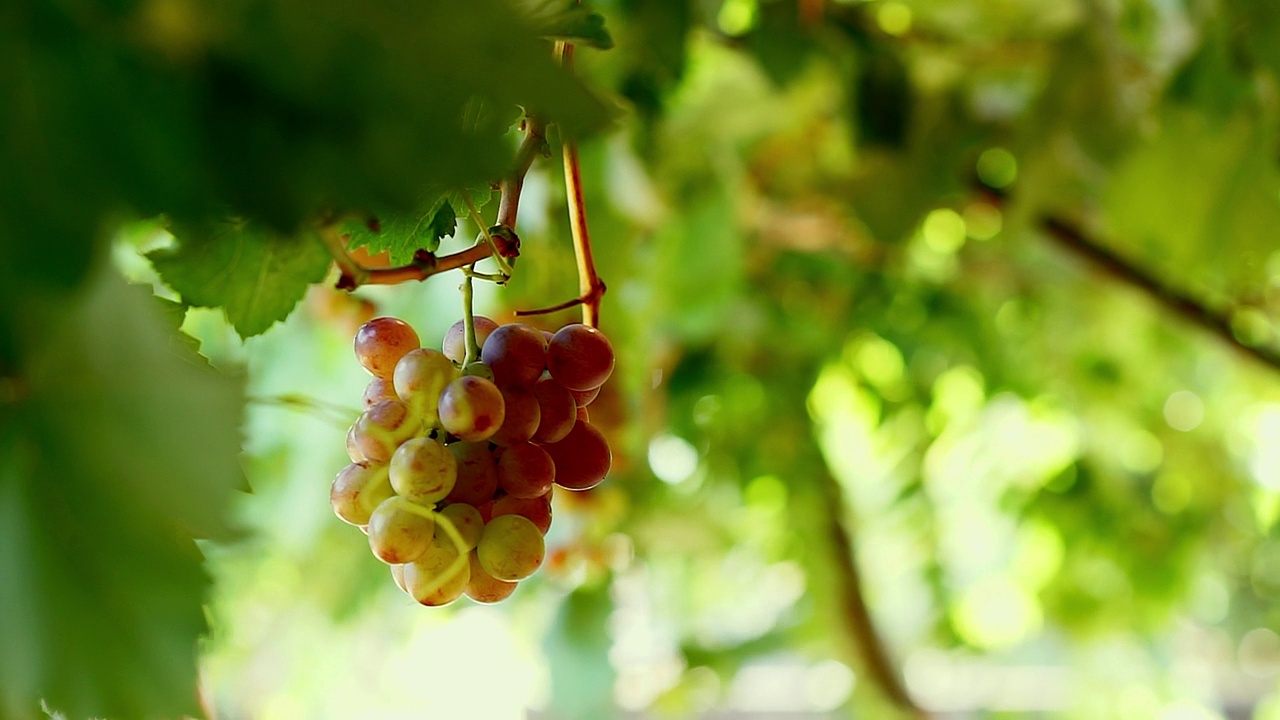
[
  {"left": 531, "top": 378, "right": 576, "bottom": 443},
  {"left": 481, "top": 323, "right": 548, "bottom": 388},
  {"left": 438, "top": 375, "right": 505, "bottom": 442},
  {"left": 546, "top": 324, "right": 614, "bottom": 391},
  {"left": 568, "top": 385, "right": 600, "bottom": 407},
  {"left": 355, "top": 317, "right": 420, "bottom": 379},
  {"left": 491, "top": 492, "right": 553, "bottom": 534},
  {"left": 443, "top": 316, "right": 499, "bottom": 363},
  {"left": 490, "top": 385, "right": 540, "bottom": 447},
  {"left": 544, "top": 420, "right": 610, "bottom": 491},
  {"left": 361, "top": 377, "right": 398, "bottom": 409},
  {"left": 497, "top": 443, "right": 555, "bottom": 499},
  {"left": 445, "top": 441, "right": 499, "bottom": 506}
]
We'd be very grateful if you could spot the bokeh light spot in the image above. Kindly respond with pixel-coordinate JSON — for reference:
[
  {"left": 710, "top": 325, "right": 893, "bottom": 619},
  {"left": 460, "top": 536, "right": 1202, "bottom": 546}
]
[
  {"left": 977, "top": 147, "right": 1017, "bottom": 188},
  {"left": 649, "top": 433, "right": 699, "bottom": 484},
  {"left": 923, "top": 208, "right": 967, "bottom": 254},
  {"left": 1164, "top": 390, "right": 1204, "bottom": 431}
]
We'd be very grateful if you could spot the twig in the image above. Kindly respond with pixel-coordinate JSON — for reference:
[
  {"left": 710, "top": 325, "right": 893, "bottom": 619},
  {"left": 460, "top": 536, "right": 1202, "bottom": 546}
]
[
  {"left": 977, "top": 185, "right": 1280, "bottom": 371},
  {"left": 818, "top": 468, "right": 925, "bottom": 717},
  {"left": 247, "top": 393, "right": 354, "bottom": 429},
  {"left": 498, "top": 120, "right": 548, "bottom": 229},
  {"left": 555, "top": 36, "right": 607, "bottom": 328},
  {"left": 513, "top": 294, "right": 586, "bottom": 317}
]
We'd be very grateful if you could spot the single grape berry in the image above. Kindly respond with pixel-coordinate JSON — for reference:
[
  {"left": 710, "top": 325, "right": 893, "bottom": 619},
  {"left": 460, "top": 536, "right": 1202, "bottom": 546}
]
[
  {"left": 477, "top": 514, "right": 546, "bottom": 582},
  {"left": 481, "top": 323, "right": 548, "bottom": 388},
  {"left": 497, "top": 443, "right": 555, "bottom": 499},
  {"left": 367, "top": 497, "right": 435, "bottom": 564},
  {"left": 443, "top": 316, "right": 500, "bottom": 364},
  {"left": 330, "top": 462, "right": 395, "bottom": 526},
  {"left": 361, "top": 377, "right": 398, "bottom": 409},
  {"left": 490, "top": 385, "right": 540, "bottom": 447},
  {"left": 491, "top": 492, "right": 553, "bottom": 535},
  {"left": 355, "top": 317, "right": 420, "bottom": 379},
  {"left": 544, "top": 420, "right": 611, "bottom": 491},
  {"left": 546, "top": 324, "right": 614, "bottom": 391},
  {"left": 567, "top": 385, "right": 600, "bottom": 408},
  {"left": 351, "top": 399, "right": 418, "bottom": 464},
  {"left": 403, "top": 534, "right": 470, "bottom": 606},
  {"left": 438, "top": 374, "right": 506, "bottom": 443},
  {"left": 389, "top": 437, "right": 457, "bottom": 504},
  {"left": 393, "top": 348, "right": 457, "bottom": 426}
]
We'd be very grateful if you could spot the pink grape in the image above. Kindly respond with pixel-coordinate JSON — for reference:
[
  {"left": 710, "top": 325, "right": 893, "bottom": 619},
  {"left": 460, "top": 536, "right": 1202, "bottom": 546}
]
[
  {"left": 367, "top": 497, "right": 435, "bottom": 564},
  {"left": 438, "top": 503, "right": 485, "bottom": 551},
  {"left": 546, "top": 324, "right": 614, "bottom": 391},
  {"left": 330, "top": 462, "right": 395, "bottom": 526},
  {"left": 354, "top": 317, "right": 420, "bottom": 379},
  {"left": 544, "top": 420, "right": 610, "bottom": 491},
  {"left": 393, "top": 348, "right": 457, "bottom": 425},
  {"left": 477, "top": 514, "right": 546, "bottom": 581},
  {"left": 497, "top": 443, "right": 555, "bottom": 499},
  {"left": 351, "top": 399, "right": 418, "bottom": 464},
  {"left": 403, "top": 535, "right": 470, "bottom": 606},
  {"left": 491, "top": 491, "right": 553, "bottom": 534},
  {"left": 389, "top": 437, "right": 456, "bottom": 504},
  {"left": 481, "top": 323, "right": 548, "bottom": 388},
  {"left": 443, "top": 316, "right": 499, "bottom": 363},
  {"left": 438, "top": 375, "right": 505, "bottom": 442},
  {"left": 361, "top": 377, "right": 398, "bottom": 409}
]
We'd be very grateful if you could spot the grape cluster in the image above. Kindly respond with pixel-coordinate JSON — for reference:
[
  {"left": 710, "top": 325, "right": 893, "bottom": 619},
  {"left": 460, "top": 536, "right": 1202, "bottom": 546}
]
[{"left": 331, "top": 315, "right": 615, "bottom": 606}]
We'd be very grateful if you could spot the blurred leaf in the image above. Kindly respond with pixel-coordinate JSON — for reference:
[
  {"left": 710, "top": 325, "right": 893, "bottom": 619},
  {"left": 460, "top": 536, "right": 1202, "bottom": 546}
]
[
  {"left": 0, "top": 267, "right": 244, "bottom": 720},
  {"left": 527, "top": 1, "right": 615, "bottom": 49},
  {"left": 150, "top": 219, "right": 332, "bottom": 338}
]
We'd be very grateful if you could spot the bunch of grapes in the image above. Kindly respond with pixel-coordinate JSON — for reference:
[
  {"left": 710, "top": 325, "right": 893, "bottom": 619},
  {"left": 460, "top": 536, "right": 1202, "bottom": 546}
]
[{"left": 330, "top": 314, "right": 615, "bottom": 606}]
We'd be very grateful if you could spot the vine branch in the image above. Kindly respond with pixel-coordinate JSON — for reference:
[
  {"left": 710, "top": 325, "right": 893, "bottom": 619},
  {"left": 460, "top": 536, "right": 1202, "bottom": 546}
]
[
  {"left": 555, "top": 35, "right": 607, "bottom": 329},
  {"left": 978, "top": 185, "right": 1280, "bottom": 371}
]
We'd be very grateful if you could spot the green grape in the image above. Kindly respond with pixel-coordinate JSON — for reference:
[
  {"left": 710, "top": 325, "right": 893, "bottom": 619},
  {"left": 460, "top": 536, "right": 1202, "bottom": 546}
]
[
  {"left": 391, "top": 563, "right": 409, "bottom": 593},
  {"left": 389, "top": 436, "right": 456, "bottom": 504},
  {"left": 393, "top": 348, "right": 457, "bottom": 426},
  {"left": 497, "top": 442, "right": 555, "bottom": 499},
  {"left": 438, "top": 503, "right": 484, "bottom": 551},
  {"left": 481, "top": 323, "right": 548, "bottom": 388},
  {"left": 438, "top": 375, "right": 505, "bottom": 443},
  {"left": 403, "top": 534, "right": 470, "bottom": 606},
  {"left": 355, "top": 316, "right": 420, "bottom": 379},
  {"left": 346, "top": 424, "right": 367, "bottom": 463},
  {"left": 351, "top": 399, "right": 418, "bottom": 464},
  {"left": 544, "top": 420, "right": 610, "bottom": 491},
  {"left": 444, "top": 441, "right": 500, "bottom": 506},
  {"left": 490, "top": 385, "right": 540, "bottom": 447},
  {"left": 477, "top": 514, "right": 545, "bottom": 581},
  {"left": 491, "top": 491, "right": 553, "bottom": 534},
  {"left": 532, "top": 378, "right": 576, "bottom": 443},
  {"left": 464, "top": 551, "right": 518, "bottom": 604},
  {"left": 362, "top": 377, "right": 399, "bottom": 409},
  {"left": 546, "top": 324, "right": 614, "bottom": 391},
  {"left": 367, "top": 497, "right": 435, "bottom": 564},
  {"left": 330, "top": 462, "right": 394, "bottom": 526},
  {"left": 443, "top": 316, "right": 499, "bottom": 363}
]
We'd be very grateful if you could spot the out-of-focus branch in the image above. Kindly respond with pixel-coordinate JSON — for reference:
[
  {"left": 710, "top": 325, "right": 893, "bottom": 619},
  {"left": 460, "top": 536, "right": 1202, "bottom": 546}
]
[{"left": 978, "top": 186, "right": 1280, "bottom": 372}]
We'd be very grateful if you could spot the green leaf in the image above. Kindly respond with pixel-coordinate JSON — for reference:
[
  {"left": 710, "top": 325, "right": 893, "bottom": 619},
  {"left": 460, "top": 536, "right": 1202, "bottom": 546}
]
[
  {"left": 526, "top": 1, "right": 616, "bottom": 50},
  {"left": 0, "top": 267, "right": 244, "bottom": 720},
  {"left": 149, "top": 220, "right": 332, "bottom": 338},
  {"left": 344, "top": 183, "right": 496, "bottom": 265}
]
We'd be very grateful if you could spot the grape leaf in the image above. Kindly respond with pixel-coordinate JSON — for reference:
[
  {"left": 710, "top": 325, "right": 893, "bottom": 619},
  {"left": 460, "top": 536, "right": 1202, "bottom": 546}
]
[
  {"left": 149, "top": 220, "right": 332, "bottom": 338},
  {"left": 0, "top": 267, "right": 244, "bottom": 720},
  {"left": 344, "top": 185, "right": 494, "bottom": 264}
]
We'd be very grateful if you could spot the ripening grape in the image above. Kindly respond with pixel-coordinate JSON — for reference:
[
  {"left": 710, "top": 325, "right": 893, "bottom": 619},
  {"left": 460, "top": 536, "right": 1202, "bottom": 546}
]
[
  {"left": 546, "top": 323, "right": 614, "bottom": 391},
  {"left": 330, "top": 462, "right": 395, "bottom": 526},
  {"left": 346, "top": 424, "right": 367, "bottom": 463},
  {"left": 532, "top": 378, "right": 576, "bottom": 443},
  {"left": 464, "top": 551, "right": 518, "bottom": 604},
  {"left": 481, "top": 323, "right": 548, "bottom": 388},
  {"left": 438, "top": 503, "right": 485, "bottom": 551},
  {"left": 444, "top": 441, "right": 499, "bottom": 506},
  {"left": 438, "top": 375, "right": 505, "bottom": 442},
  {"left": 477, "top": 514, "right": 546, "bottom": 581},
  {"left": 361, "top": 377, "right": 398, "bottom": 409},
  {"left": 391, "top": 563, "right": 408, "bottom": 593},
  {"left": 389, "top": 436, "right": 456, "bottom": 504},
  {"left": 393, "top": 348, "right": 457, "bottom": 426},
  {"left": 367, "top": 497, "right": 435, "bottom": 564},
  {"left": 497, "top": 443, "right": 555, "bottom": 499},
  {"left": 490, "top": 385, "right": 540, "bottom": 446},
  {"left": 355, "top": 317, "right": 420, "bottom": 379},
  {"left": 351, "top": 399, "right": 418, "bottom": 464},
  {"left": 403, "top": 534, "right": 470, "bottom": 606},
  {"left": 443, "top": 316, "right": 499, "bottom": 364},
  {"left": 491, "top": 491, "right": 553, "bottom": 534},
  {"left": 544, "top": 420, "right": 611, "bottom": 491}
]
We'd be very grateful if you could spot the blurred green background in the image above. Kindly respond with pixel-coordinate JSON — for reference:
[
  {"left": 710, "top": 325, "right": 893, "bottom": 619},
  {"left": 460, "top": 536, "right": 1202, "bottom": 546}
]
[{"left": 6, "top": 0, "right": 1280, "bottom": 718}]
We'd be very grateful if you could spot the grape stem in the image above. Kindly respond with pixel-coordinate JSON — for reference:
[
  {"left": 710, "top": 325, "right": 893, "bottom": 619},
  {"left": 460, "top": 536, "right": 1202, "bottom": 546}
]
[
  {"left": 554, "top": 36, "right": 607, "bottom": 329},
  {"left": 247, "top": 393, "right": 354, "bottom": 428},
  {"left": 460, "top": 269, "right": 482, "bottom": 367},
  {"left": 393, "top": 497, "right": 470, "bottom": 601}
]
